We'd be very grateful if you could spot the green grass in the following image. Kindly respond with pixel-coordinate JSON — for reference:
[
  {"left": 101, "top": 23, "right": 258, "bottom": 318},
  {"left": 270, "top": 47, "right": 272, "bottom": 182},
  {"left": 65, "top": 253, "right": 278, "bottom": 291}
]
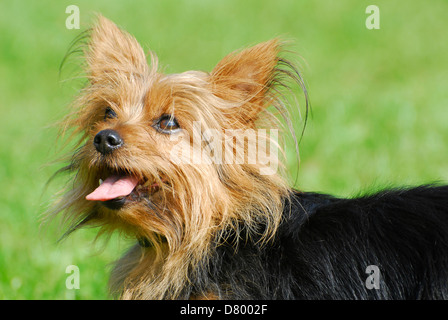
[{"left": 1, "top": 0, "right": 448, "bottom": 299}]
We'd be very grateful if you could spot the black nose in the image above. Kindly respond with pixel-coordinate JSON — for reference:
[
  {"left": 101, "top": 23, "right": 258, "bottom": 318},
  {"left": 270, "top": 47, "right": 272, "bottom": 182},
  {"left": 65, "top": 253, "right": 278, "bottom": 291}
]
[{"left": 93, "top": 129, "right": 123, "bottom": 155}]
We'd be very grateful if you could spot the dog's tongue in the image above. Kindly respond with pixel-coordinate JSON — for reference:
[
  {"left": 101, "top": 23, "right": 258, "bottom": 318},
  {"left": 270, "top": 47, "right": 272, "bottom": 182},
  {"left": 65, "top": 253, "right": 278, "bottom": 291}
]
[{"left": 86, "top": 175, "right": 139, "bottom": 201}]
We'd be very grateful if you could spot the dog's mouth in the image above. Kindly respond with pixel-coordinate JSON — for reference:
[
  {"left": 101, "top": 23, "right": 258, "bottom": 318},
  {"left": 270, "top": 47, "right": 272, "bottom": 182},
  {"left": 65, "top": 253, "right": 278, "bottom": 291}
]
[{"left": 85, "top": 172, "right": 161, "bottom": 210}]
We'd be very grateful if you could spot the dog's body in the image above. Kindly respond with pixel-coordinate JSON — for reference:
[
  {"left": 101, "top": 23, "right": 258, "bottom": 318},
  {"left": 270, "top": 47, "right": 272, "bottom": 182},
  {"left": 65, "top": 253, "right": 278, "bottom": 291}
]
[
  {"left": 198, "top": 186, "right": 448, "bottom": 299},
  {"left": 52, "top": 16, "right": 448, "bottom": 300}
]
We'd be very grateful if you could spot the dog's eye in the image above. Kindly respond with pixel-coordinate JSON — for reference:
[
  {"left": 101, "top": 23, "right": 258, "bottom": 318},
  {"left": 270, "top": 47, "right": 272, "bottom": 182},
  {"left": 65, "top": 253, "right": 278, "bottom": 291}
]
[
  {"left": 155, "top": 115, "right": 180, "bottom": 134},
  {"left": 104, "top": 107, "right": 117, "bottom": 120}
]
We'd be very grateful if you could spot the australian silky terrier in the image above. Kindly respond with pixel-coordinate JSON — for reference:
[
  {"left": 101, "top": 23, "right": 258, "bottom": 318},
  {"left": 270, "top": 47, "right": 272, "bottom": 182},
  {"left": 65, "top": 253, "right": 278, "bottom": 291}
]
[{"left": 51, "top": 16, "right": 448, "bottom": 299}]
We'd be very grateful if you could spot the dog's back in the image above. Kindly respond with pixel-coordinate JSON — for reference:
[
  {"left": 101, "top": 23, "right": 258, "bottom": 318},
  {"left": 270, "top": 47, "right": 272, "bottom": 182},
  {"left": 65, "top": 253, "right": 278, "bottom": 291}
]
[{"left": 207, "top": 185, "right": 448, "bottom": 299}]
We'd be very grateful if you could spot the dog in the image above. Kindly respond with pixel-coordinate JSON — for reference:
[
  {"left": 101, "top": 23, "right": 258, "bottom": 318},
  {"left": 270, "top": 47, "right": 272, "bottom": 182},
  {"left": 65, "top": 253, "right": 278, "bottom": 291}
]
[{"left": 50, "top": 16, "right": 448, "bottom": 299}]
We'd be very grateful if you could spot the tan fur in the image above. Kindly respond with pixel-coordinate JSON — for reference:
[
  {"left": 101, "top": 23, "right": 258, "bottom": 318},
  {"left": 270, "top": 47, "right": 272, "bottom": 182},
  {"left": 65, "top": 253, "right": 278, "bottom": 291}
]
[{"left": 50, "top": 16, "right": 304, "bottom": 299}]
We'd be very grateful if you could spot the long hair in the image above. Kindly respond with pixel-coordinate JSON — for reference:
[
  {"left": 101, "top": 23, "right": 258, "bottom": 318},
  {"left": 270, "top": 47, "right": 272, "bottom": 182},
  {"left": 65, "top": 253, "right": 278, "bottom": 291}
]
[{"left": 49, "top": 16, "right": 309, "bottom": 299}]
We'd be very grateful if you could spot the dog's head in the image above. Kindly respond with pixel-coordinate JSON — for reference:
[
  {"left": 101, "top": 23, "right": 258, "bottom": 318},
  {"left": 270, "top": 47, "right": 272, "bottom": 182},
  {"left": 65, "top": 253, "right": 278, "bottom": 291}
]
[{"left": 52, "top": 16, "right": 306, "bottom": 254}]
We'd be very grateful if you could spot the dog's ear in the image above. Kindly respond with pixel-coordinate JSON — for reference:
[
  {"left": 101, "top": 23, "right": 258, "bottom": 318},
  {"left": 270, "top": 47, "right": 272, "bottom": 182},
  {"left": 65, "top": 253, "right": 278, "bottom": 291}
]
[
  {"left": 86, "top": 15, "right": 148, "bottom": 80},
  {"left": 211, "top": 39, "right": 281, "bottom": 122}
]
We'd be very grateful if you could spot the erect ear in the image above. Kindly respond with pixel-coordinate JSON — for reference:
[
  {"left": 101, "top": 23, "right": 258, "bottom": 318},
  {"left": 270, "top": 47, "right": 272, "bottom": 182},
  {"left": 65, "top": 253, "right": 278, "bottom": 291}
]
[
  {"left": 86, "top": 15, "right": 148, "bottom": 80},
  {"left": 210, "top": 39, "right": 281, "bottom": 122}
]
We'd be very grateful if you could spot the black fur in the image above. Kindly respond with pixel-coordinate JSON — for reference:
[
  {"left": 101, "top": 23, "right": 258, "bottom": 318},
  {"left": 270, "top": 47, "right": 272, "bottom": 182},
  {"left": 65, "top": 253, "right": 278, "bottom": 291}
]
[{"left": 191, "top": 185, "right": 448, "bottom": 299}]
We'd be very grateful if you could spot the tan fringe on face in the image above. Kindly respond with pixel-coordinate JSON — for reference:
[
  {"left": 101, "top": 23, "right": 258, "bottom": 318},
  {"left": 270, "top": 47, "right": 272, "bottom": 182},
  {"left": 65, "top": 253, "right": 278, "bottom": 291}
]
[{"left": 49, "top": 15, "right": 308, "bottom": 299}]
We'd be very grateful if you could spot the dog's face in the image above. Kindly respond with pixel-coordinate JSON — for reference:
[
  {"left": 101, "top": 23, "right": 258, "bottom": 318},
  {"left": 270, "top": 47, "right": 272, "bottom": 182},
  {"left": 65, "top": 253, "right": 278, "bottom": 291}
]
[{"left": 56, "top": 16, "right": 296, "bottom": 249}]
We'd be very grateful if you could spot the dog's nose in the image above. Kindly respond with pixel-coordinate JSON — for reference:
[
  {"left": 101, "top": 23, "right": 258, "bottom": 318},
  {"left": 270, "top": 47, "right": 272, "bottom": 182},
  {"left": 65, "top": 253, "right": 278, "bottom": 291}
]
[{"left": 93, "top": 129, "right": 123, "bottom": 155}]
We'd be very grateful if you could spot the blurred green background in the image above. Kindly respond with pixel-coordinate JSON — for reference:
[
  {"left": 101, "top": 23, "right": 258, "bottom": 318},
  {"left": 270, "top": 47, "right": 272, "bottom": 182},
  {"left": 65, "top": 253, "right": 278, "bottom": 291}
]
[{"left": 1, "top": 0, "right": 447, "bottom": 299}]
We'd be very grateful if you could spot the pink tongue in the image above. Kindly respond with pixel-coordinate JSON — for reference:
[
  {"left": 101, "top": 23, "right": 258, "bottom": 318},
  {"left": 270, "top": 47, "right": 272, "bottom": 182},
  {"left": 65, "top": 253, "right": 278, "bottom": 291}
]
[{"left": 86, "top": 175, "right": 139, "bottom": 201}]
